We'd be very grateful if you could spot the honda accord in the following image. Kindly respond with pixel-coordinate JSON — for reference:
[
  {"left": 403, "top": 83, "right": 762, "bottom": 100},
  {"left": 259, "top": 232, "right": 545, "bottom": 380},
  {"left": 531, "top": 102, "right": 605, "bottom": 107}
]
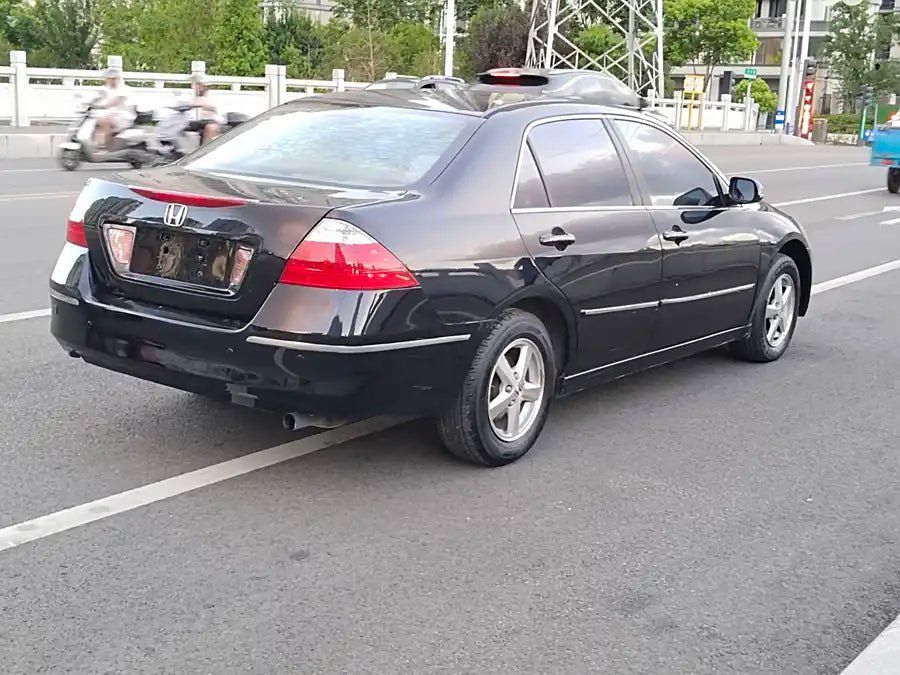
[{"left": 49, "top": 85, "right": 812, "bottom": 466}]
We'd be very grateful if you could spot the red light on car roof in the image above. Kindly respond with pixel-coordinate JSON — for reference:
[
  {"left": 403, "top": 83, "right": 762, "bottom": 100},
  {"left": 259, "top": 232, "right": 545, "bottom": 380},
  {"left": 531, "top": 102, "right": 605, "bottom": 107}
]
[
  {"left": 66, "top": 219, "right": 88, "bottom": 247},
  {"left": 279, "top": 219, "right": 419, "bottom": 291},
  {"left": 490, "top": 69, "right": 523, "bottom": 78},
  {"left": 130, "top": 187, "right": 249, "bottom": 208}
]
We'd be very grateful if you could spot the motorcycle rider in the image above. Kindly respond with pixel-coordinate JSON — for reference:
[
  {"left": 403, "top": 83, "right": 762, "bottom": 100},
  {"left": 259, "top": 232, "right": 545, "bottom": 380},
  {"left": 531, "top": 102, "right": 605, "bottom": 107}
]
[
  {"left": 189, "top": 74, "right": 222, "bottom": 144},
  {"left": 93, "top": 68, "right": 135, "bottom": 150}
]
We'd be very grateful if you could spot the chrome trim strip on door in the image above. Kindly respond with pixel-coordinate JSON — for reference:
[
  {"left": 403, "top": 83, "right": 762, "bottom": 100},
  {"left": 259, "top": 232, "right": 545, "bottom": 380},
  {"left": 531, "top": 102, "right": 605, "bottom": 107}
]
[
  {"left": 246, "top": 333, "right": 472, "bottom": 354},
  {"left": 581, "top": 300, "right": 659, "bottom": 316},
  {"left": 659, "top": 284, "right": 756, "bottom": 306},
  {"left": 564, "top": 326, "right": 749, "bottom": 381}
]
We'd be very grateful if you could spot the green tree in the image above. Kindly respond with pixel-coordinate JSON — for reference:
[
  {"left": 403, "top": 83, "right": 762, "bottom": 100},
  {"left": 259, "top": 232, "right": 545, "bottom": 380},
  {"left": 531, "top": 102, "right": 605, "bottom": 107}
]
[
  {"left": 320, "top": 22, "right": 390, "bottom": 81},
  {"left": 265, "top": 6, "right": 323, "bottom": 78},
  {"left": 212, "top": 0, "right": 267, "bottom": 76},
  {"left": 573, "top": 23, "right": 625, "bottom": 70},
  {"left": 98, "top": 0, "right": 216, "bottom": 72},
  {"left": 664, "top": 0, "right": 759, "bottom": 92},
  {"left": 29, "top": 0, "right": 98, "bottom": 68},
  {"left": 826, "top": 2, "right": 900, "bottom": 111},
  {"left": 387, "top": 21, "right": 440, "bottom": 75},
  {"left": 733, "top": 78, "right": 776, "bottom": 114},
  {"left": 333, "top": 0, "right": 437, "bottom": 32},
  {"left": 459, "top": 2, "right": 529, "bottom": 76}
]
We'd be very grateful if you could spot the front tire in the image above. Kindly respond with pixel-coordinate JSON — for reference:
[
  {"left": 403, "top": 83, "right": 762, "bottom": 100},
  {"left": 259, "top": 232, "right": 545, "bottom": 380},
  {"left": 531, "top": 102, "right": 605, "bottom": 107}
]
[
  {"left": 730, "top": 254, "right": 801, "bottom": 363},
  {"left": 888, "top": 168, "right": 900, "bottom": 193},
  {"left": 437, "top": 309, "right": 556, "bottom": 467},
  {"left": 60, "top": 149, "right": 80, "bottom": 171}
]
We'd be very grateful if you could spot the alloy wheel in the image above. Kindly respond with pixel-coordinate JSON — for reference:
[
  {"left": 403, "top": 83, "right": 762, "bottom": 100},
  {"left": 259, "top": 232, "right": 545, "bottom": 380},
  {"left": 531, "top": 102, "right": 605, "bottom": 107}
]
[
  {"left": 765, "top": 273, "right": 796, "bottom": 348},
  {"left": 486, "top": 337, "right": 546, "bottom": 443}
]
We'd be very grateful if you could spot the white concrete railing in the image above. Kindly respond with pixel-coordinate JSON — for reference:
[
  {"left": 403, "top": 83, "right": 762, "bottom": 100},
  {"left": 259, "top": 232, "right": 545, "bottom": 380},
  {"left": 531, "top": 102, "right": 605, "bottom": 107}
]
[
  {"left": 648, "top": 91, "right": 761, "bottom": 132},
  {"left": 0, "top": 51, "right": 371, "bottom": 126}
]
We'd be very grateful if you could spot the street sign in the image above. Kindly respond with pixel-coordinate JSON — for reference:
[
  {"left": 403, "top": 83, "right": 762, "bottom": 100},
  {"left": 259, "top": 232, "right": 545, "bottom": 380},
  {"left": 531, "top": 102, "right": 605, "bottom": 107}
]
[
  {"left": 775, "top": 109, "right": 786, "bottom": 129},
  {"left": 744, "top": 68, "right": 758, "bottom": 80},
  {"left": 684, "top": 74, "right": 704, "bottom": 94}
]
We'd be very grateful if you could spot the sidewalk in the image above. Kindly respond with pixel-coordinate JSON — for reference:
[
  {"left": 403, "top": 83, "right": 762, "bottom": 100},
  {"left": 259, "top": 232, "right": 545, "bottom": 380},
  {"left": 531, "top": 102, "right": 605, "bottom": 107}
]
[{"left": 0, "top": 126, "right": 814, "bottom": 159}]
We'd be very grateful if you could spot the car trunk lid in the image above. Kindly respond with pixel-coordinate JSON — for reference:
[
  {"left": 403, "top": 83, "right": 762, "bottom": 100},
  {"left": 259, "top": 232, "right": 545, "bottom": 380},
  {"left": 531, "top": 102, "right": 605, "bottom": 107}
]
[{"left": 77, "top": 168, "right": 406, "bottom": 323}]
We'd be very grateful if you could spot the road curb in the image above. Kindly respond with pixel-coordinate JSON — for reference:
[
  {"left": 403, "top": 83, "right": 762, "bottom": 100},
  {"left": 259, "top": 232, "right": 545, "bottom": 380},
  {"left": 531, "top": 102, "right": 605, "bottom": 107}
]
[
  {"left": 683, "top": 132, "right": 815, "bottom": 147},
  {"left": 0, "top": 134, "right": 66, "bottom": 159},
  {"left": 842, "top": 614, "right": 900, "bottom": 674}
]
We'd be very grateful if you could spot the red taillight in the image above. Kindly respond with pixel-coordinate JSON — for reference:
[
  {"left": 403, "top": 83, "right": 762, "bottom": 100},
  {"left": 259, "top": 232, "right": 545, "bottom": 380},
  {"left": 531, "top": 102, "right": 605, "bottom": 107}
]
[
  {"left": 279, "top": 219, "right": 418, "bottom": 291},
  {"left": 66, "top": 219, "right": 88, "bottom": 247},
  {"left": 129, "top": 187, "right": 249, "bottom": 208}
]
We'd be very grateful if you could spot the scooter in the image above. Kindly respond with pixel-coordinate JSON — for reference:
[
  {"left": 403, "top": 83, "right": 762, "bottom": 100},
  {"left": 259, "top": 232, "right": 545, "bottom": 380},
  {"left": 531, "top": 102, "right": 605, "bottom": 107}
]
[
  {"left": 150, "top": 104, "right": 250, "bottom": 166},
  {"left": 59, "top": 103, "right": 156, "bottom": 171}
]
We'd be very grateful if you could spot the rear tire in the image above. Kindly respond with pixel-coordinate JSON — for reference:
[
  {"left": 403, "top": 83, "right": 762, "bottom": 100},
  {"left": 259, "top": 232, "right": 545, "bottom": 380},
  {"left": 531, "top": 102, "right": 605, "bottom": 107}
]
[
  {"left": 888, "top": 168, "right": 900, "bottom": 193},
  {"left": 437, "top": 309, "right": 555, "bottom": 467},
  {"left": 730, "top": 254, "right": 801, "bottom": 363}
]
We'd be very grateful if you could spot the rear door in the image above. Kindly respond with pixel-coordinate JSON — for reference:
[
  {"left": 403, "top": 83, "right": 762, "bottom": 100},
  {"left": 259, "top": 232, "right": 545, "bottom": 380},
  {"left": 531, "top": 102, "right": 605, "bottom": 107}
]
[
  {"left": 610, "top": 119, "right": 761, "bottom": 349},
  {"left": 511, "top": 117, "right": 663, "bottom": 374}
]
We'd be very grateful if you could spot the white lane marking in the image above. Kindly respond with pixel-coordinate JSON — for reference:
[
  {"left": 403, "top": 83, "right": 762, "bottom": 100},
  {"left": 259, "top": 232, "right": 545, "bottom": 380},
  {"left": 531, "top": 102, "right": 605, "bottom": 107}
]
[
  {"left": 0, "top": 191, "right": 78, "bottom": 202},
  {"left": 773, "top": 188, "right": 884, "bottom": 207},
  {"left": 811, "top": 259, "right": 900, "bottom": 296},
  {"left": 0, "top": 308, "right": 51, "bottom": 324},
  {"left": 836, "top": 210, "right": 887, "bottom": 221},
  {"left": 0, "top": 258, "right": 897, "bottom": 551},
  {"left": 0, "top": 416, "right": 411, "bottom": 553},
  {"left": 733, "top": 162, "right": 868, "bottom": 174},
  {"left": 841, "top": 613, "right": 900, "bottom": 675}
]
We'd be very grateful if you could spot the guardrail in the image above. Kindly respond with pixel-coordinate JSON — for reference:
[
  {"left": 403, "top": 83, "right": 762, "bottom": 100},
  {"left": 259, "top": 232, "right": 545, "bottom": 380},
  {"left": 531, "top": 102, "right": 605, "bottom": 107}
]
[
  {"left": 1, "top": 50, "right": 760, "bottom": 133},
  {"left": 0, "top": 51, "right": 372, "bottom": 126},
  {"left": 648, "top": 91, "right": 760, "bottom": 132}
]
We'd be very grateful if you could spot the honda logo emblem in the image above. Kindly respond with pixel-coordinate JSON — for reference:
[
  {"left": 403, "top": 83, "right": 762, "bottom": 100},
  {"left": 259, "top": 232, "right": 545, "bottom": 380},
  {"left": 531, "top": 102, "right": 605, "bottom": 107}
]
[{"left": 163, "top": 203, "right": 188, "bottom": 228}]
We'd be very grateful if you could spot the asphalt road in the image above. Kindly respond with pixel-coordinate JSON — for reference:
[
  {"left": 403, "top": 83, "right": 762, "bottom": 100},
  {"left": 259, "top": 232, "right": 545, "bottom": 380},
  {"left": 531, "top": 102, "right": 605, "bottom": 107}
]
[{"left": 2, "top": 145, "right": 900, "bottom": 674}]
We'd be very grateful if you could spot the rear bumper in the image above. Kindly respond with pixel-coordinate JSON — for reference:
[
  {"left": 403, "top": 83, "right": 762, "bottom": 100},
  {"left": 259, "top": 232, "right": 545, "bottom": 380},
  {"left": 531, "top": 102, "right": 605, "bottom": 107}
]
[
  {"left": 51, "top": 293, "right": 476, "bottom": 417},
  {"left": 49, "top": 247, "right": 481, "bottom": 418}
]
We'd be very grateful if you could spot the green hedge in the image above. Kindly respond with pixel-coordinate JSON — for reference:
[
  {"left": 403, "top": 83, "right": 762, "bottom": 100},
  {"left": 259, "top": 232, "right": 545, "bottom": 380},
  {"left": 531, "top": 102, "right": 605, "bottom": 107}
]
[{"left": 817, "top": 106, "right": 900, "bottom": 135}]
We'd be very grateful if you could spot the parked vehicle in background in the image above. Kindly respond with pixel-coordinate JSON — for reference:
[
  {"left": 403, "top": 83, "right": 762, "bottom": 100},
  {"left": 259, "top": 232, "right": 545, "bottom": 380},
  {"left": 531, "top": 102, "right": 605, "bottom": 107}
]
[
  {"left": 365, "top": 75, "right": 465, "bottom": 91},
  {"left": 49, "top": 88, "right": 812, "bottom": 467}
]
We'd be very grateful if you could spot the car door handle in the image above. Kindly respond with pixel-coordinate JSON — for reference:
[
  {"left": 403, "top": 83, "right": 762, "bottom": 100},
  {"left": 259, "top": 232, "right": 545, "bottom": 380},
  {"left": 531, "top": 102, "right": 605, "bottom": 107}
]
[
  {"left": 663, "top": 226, "right": 690, "bottom": 244},
  {"left": 539, "top": 231, "right": 576, "bottom": 248}
]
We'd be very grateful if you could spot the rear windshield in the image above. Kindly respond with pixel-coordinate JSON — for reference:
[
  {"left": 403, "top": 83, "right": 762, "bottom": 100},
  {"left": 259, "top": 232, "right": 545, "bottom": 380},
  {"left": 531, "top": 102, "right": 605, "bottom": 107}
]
[{"left": 184, "top": 102, "right": 478, "bottom": 188}]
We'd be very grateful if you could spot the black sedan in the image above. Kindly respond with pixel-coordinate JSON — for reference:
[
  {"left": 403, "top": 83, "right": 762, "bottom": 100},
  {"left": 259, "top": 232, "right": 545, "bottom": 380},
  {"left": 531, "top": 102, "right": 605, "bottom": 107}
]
[{"left": 49, "top": 88, "right": 812, "bottom": 466}]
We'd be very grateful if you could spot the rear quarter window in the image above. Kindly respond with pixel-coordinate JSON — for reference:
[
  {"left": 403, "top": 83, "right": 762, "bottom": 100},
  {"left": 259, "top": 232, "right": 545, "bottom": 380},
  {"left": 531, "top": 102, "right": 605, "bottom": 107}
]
[{"left": 184, "top": 103, "right": 478, "bottom": 189}]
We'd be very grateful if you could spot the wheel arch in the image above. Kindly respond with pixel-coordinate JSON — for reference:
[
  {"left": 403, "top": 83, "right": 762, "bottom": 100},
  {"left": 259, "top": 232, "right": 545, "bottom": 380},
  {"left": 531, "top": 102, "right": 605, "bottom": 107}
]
[
  {"left": 777, "top": 237, "right": 812, "bottom": 316},
  {"left": 496, "top": 289, "right": 577, "bottom": 385}
]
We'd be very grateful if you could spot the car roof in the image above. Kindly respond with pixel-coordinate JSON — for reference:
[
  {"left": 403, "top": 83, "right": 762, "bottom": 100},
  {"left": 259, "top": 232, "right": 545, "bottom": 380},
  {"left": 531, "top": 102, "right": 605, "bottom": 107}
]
[{"left": 292, "top": 87, "right": 646, "bottom": 121}]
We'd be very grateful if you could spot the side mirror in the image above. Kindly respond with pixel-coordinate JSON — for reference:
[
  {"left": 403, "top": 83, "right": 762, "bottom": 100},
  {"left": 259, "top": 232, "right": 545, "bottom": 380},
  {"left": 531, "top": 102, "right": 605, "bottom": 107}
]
[{"left": 729, "top": 176, "right": 763, "bottom": 204}]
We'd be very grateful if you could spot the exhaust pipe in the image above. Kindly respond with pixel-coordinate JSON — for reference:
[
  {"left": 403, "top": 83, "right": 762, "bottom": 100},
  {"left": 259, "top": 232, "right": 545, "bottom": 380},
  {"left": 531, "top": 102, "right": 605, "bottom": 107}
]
[{"left": 282, "top": 413, "right": 351, "bottom": 432}]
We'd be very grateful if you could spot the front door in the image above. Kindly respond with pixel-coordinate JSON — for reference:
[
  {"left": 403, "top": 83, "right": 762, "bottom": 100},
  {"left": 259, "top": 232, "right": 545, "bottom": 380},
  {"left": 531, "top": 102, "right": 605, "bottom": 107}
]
[
  {"left": 511, "top": 117, "right": 663, "bottom": 374},
  {"left": 610, "top": 119, "right": 761, "bottom": 349}
]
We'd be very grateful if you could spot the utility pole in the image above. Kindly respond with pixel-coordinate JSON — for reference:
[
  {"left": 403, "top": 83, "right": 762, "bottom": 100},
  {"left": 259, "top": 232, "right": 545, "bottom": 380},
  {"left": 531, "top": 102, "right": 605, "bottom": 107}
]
[
  {"left": 775, "top": 0, "right": 797, "bottom": 132},
  {"left": 443, "top": 0, "right": 456, "bottom": 77},
  {"left": 784, "top": 0, "right": 803, "bottom": 134}
]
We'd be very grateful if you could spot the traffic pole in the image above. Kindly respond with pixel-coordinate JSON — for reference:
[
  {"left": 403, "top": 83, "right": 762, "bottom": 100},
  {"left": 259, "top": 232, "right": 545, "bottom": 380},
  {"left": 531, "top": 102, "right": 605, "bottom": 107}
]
[
  {"left": 775, "top": 0, "right": 798, "bottom": 132},
  {"left": 443, "top": 0, "right": 456, "bottom": 77}
]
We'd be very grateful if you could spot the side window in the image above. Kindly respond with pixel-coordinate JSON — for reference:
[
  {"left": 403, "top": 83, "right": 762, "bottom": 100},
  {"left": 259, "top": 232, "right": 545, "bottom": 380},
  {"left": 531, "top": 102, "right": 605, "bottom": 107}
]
[
  {"left": 613, "top": 120, "right": 722, "bottom": 207},
  {"left": 527, "top": 119, "right": 633, "bottom": 208},
  {"left": 514, "top": 143, "right": 550, "bottom": 209}
]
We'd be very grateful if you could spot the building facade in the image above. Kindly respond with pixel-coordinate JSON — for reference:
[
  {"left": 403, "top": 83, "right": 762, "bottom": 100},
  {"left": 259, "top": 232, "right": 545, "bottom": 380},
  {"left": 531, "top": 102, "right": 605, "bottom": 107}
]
[
  {"left": 259, "top": 0, "right": 335, "bottom": 24},
  {"left": 671, "top": 0, "right": 841, "bottom": 115}
]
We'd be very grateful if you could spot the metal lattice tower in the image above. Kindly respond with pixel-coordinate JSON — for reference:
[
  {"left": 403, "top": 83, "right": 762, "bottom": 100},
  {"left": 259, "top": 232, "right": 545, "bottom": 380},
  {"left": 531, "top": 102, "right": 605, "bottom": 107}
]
[{"left": 526, "top": 0, "right": 664, "bottom": 96}]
